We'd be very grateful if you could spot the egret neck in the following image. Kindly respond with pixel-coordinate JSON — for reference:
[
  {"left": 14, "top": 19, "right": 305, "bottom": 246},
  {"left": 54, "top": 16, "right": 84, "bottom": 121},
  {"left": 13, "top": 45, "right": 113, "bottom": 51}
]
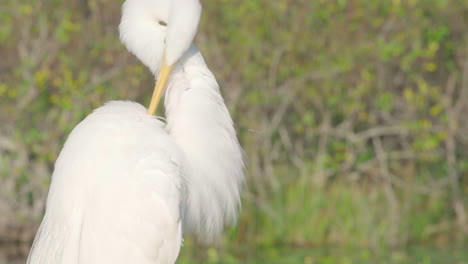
[{"left": 163, "top": 45, "right": 244, "bottom": 237}]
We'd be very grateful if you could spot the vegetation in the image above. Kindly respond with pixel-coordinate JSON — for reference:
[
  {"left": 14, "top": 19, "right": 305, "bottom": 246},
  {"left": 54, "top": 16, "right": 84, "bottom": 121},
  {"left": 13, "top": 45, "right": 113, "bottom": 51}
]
[{"left": 0, "top": 0, "right": 467, "bottom": 263}]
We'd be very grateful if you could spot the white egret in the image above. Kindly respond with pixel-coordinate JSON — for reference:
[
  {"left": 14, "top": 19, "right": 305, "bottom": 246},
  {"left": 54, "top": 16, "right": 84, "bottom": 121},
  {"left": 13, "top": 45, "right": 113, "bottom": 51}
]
[{"left": 27, "top": 0, "right": 244, "bottom": 263}]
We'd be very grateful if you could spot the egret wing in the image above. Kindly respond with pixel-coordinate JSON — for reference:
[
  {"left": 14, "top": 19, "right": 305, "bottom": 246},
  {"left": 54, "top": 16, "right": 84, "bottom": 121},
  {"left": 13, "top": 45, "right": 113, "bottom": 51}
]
[{"left": 27, "top": 101, "right": 185, "bottom": 264}]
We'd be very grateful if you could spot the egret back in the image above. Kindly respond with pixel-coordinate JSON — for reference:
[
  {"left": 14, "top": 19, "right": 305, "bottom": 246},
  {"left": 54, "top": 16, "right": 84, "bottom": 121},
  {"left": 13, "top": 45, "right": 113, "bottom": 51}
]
[{"left": 28, "top": 101, "right": 184, "bottom": 264}]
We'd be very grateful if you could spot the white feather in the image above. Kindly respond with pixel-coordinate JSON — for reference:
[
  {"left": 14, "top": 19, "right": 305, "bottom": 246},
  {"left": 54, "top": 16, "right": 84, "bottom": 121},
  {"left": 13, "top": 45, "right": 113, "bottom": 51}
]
[
  {"left": 119, "top": 0, "right": 201, "bottom": 72},
  {"left": 165, "top": 0, "right": 201, "bottom": 65},
  {"left": 165, "top": 46, "right": 244, "bottom": 236},
  {"left": 119, "top": 0, "right": 168, "bottom": 74},
  {"left": 28, "top": 102, "right": 184, "bottom": 264}
]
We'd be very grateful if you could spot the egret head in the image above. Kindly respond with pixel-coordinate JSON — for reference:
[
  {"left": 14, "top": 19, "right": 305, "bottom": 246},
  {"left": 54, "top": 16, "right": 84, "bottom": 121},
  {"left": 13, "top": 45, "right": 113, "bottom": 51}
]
[{"left": 119, "top": 0, "right": 202, "bottom": 114}]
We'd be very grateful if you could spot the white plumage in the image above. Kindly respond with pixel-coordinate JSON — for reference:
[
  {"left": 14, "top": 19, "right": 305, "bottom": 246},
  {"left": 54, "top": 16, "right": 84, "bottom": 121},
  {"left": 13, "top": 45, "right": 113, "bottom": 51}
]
[{"left": 27, "top": 0, "right": 244, "bottom": 263}]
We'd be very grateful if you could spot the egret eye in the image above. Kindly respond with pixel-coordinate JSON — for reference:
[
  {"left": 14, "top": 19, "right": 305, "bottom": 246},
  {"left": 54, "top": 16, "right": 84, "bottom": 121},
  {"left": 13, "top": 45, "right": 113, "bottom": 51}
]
[{"left": 158, "top": 20, "right": 167, "bottom": 27}]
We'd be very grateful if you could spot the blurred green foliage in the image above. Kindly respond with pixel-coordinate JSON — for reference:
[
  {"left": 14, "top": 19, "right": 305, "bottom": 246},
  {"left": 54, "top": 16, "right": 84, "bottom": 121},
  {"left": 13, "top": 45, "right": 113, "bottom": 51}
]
[{"left": 0, "top": 0, "right": 467, "bottom": 263}]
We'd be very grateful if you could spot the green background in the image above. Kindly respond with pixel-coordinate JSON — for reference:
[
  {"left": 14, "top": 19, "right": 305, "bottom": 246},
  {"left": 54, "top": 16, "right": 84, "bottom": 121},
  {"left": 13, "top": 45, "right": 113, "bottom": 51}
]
[{"left": 0, "top": 0, "right": 467, "bottom": 263}]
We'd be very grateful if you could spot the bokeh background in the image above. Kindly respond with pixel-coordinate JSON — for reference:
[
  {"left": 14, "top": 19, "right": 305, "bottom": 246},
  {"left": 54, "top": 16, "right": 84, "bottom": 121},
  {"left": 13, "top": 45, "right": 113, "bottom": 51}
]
[{"left": 0, "top": 0, "right": 467, "bottom": 263}]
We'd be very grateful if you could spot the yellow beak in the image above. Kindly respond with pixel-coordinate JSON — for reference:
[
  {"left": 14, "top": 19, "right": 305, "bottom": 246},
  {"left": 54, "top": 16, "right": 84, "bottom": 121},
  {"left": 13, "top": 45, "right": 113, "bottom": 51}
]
[{"left": 147, "top": 57, "right": 174, "bottom": 115}]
